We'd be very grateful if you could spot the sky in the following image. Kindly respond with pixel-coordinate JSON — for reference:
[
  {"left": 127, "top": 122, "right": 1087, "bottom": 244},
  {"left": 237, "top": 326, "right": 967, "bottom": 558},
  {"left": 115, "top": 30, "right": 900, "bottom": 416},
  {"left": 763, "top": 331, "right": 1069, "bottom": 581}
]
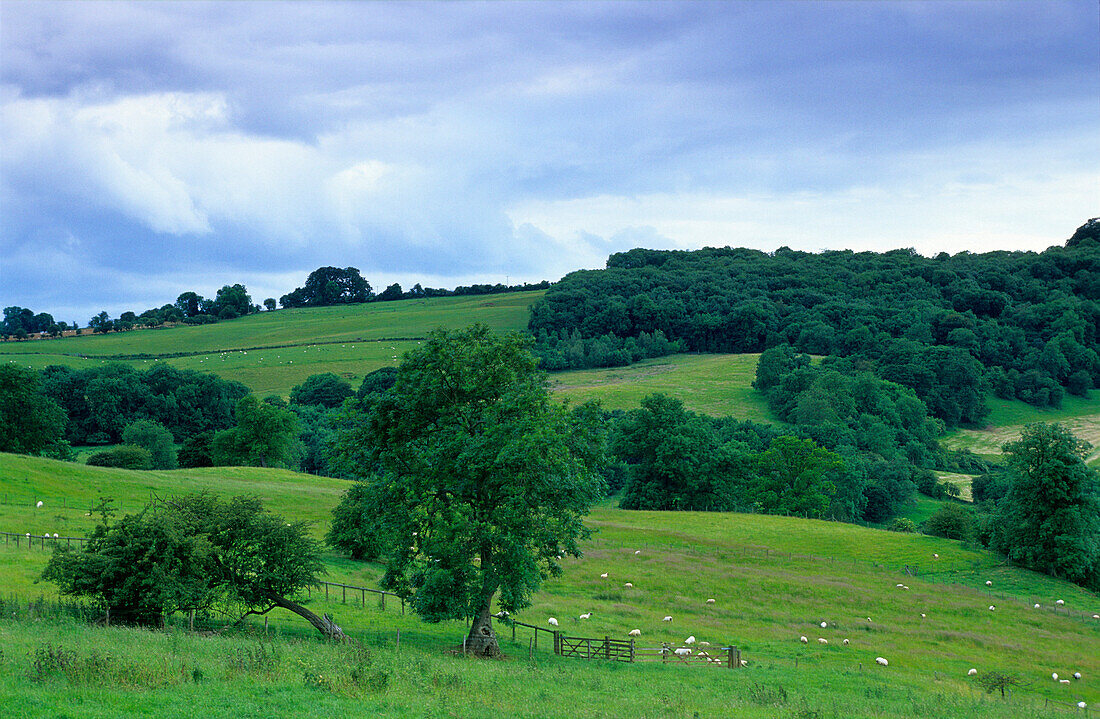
[{"left": 1, "top": 1, "right": 1098, "bottom": 323}]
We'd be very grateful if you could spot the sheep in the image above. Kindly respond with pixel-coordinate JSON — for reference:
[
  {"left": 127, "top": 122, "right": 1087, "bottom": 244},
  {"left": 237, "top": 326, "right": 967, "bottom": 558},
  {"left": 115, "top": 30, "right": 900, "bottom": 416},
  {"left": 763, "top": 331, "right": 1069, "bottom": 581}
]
[
  {"left": 1078, "top": 702, "right": 1087, "bottom": 710},
  {"left": 600, "top": 572, "right": 608, "bottom": 579},
  {"left": 43, "top": 533, "right": 49, "bottom": 538},
  {"left": 1055, "top": 599, "right": 1065, "bottom": 606},
  {"left": 35, "top": 501, "right": 43, "bottom": 508},
  {"left": 933, "top": 553, "right": 939, "bottom": 559},
  {"left": 634, "top": 550, "right": 641, "bottom": 555},
  {"left": 800, "top": 636, "right": 808, "bottom": 643},
  {"left": 663, "top": 615, "right": 673, "bottom": 622},
  {"left": 685, "top": 636, "right": 696, "bottom": 645},
  {"left": 740, "top": 659, "right": 748, "bottom": 667},
  {"left": 1034, "top": 604, "right": 1041, "bottom": 609},
  {"left": 818, "top": 638, "right": 828, "bottom": 645},
  {"left": 920, "top": 613, "right": 926, "bottom": 618},
  {"left": 493, "top": 610, "right": 509, "bottom": 619},
  {"left": 579, "top": 612, "right": 592, "bottom": 620},
  {"left": 674, "top": 647, "right": 692, "bottom": 657},
  {"left": 706, "top": 598, "right": 715, "bottom": 604},
  {"left": 896, "top": 583, "right": 905, "bottom": 588},
  {"left": 628, "top": 629, "right": 641, "bottom": 637},
  {"left": 547, "top": 617, "right": 558, "bottom": 627},
  {"left": 1094, "top": 614, "right": 1100, "bottom": 619},
  {"left": 698, "top": 641, "right": 710, "bottom": 647},
  {"left": 876, "top": 657, "right": 889, "bottom": 666},
  {"left": 52, "top": 533, "right": 58, "bottom": 538},
  {"left": 967, "top": 668, "right": 977, "bottom": 676},
  {"left": 842, "top": 639, "right": 849, "bottom": 645},
  {"left": 1052, "top": 673, "right": 1059, "bottom": 681},
  {"left": 986, "top": 580, "right": 993, "bottom": 587},
  {"left": 624, "top": 582, "right": 633, "bottom": 588},
  {"left": 1059, "top": 679, "right": 1071, "bottom": 684},
  {"left": 1074, "top": 672, "right": 1082, "bottom": 680},
  {"left": 988, "top": 605, "right": 995, "bottom": 611}
]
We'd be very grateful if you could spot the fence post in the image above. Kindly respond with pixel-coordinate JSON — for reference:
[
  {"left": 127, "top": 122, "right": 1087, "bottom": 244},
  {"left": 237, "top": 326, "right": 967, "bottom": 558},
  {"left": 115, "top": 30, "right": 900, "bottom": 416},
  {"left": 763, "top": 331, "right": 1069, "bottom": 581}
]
[
  {"left": 362, "top": 588, "right": 365, "bottom": 608},
  {"left": 630, "top": 638, "right": 635, "bottom": 663},
  {"left": 605, "top": 636, "right": 611, "bottom": 660},
  {"left": 325, "top": 583, "right": 329, "bottom": 602},
  {"left": 512, "top": 623, "right": 516, "bottom": 642},
  {"left": 381, "top": 592, "right": 385, "bottom": 611}
]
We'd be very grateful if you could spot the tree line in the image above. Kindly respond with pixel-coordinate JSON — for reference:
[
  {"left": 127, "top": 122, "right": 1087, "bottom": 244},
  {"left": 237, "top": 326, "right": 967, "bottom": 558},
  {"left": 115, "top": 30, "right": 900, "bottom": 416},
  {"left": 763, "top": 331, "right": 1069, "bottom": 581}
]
[{"left": 529, "top": 220, "right": 1100, "bottom": 420}]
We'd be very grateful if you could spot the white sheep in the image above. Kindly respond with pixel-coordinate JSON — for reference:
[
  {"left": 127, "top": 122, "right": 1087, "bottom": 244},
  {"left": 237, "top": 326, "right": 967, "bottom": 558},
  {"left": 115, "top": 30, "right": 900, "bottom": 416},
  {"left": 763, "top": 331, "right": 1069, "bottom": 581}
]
[
  {"left": 988, "top": 605, "right": 995, "bottom": 611},
  {"left": 674, "top": 647, "right": 692, "bottom": 657},
  {"left": 579, "top": 612, "right": 591, "bottom": 620},
  {"left": 818, "top": 638, "right": 828, "bottom": 645},
  {"left": 1034, "top": 604, "right": 1041, "bottom": 609},
  {"left": 663, "top": 615, "right": 673, "bottom": 622},
  {"left": 842, "top": 639, "right": 849, "bottom": 646},
  {"left": 628, "top": 629, "right": 641, "bottom": 637},
  {"left": 800, "top": 636, "right": 808, "bottom": 643},
  {"left": 600, "top": 572, "right": 608, "bottom": 579},
  {"left": 547, "top": 617, "right": 558, "bottom": 627},
  {"left": 35, "top": 501, "right": 43, "bottom": 508},
  {"left": 920, "top": 613, "right": 926, "bottom": 618},
  {"left": 896, "top": 583, "right": 904, "bottom": 588},
  {"left": 1094, "top": 614, "right": 1099, "bottom": 619},
  {"left": 493, "top": 610, "right": 509, "bottom": 618},
  {"left": 1056, "top": 599, "right": 1065, "bottom": 606},
  {"left": 740, "top": 659, "right": 748, "bottom": 667},
  {"left": 624, "top": 582, "right": 633, "bottom": 588},
  {"left": 933, "top": 553, "right": 939, "bottom": 558},
  {"left": 986, "top": 580, "right": 993, "bottom": 587},
  {"left": 876, "top": 657, "right": 889, "bottom": 666},
  {"left": 52, "top": 533, "right": 58, "bottom": 538},
  {"left": 1079, "top": 702, "right": 1087, "bottom": 710},
  {"left": 1052, "top": 672, "right": 1059, "bottom": 681},
  {"left": 43, "top": 533, "right": 49, "bottom": 538},
  {"left": 706, "top": 598, "right": 715, "bottom": 604},
  {"left": 1074, "top": 672, "right": 1082, "bottom": 680},
  {"left": 698, "top": 641, "right": 710, "bottom": 647},
  {"left": 967, "top": 668, "right": 977, "bottom": 676},
  {"left": 634, "top": 550, "right": 641, "bottom": 555},
  {"left": 1059, "top": 679, "right": 1071, "bottom": 684},
  {"left": 820, "top": 621, "right": 827, "bottom": 628},
  {"left": 685, "top": 636, "right": 695, "bottom": 645}
]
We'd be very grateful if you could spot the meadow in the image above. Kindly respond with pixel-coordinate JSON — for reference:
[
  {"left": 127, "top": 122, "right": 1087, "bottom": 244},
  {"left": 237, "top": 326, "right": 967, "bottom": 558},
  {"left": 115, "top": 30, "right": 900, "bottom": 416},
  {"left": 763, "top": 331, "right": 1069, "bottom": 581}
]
[
  {"left": 0, "top": 292, "right": 540, "bottom": 397},
  {"left": 1, "top": 454, "right": 1097, "bottom": 718}
]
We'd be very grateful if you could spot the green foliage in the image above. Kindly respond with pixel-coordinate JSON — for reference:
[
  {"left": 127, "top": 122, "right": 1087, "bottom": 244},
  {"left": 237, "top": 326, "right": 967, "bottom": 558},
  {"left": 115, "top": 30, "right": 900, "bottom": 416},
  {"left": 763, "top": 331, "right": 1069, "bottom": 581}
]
[
  {"left": 290, "top": 373, "right": 354, "bottom": 409},
  {"left": 86, "top": 445, "right": 153, "bottom": 470},
  {"left": 327, "top": 482, "right": 390, "bottom": 560},
  {"left": 42, "top": 492, "right": 326, "bottom": 631},
  {"left": 923, "top": 503, "right": 975, "bottom": 541},
  {"left": 0, "top": 364, "right": 67, "bottom": 455},
  {"left": 993, "top": 423, "right": 1100, "bottom": 589},
  {"left": 280, "top": 266, "right": 372, "bottom": 307},
  {"left": 212, "top": 395, "right": 300, "bottom": 469},
  {"left": 330, "top": 324, "right": 606, "bottom": 654},
  {"left": 178, "top": 431, "right": 214, "bottom": 468},
  {"left": 887, "top": 517, "right": 917, "bottom": 533},
  {"left": 121, "top": 419, "right": 177, "bottom": 469},
  {"left": 975, "top": 671, "right": 1022, "bottom": 699},
  {"left": 753, "top": 435, "right": 843, "bottom": 518}
]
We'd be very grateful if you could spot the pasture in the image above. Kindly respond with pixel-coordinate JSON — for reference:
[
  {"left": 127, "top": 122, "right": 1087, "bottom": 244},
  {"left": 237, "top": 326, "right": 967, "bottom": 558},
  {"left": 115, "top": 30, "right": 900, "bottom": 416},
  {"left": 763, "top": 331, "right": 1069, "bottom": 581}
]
[
  {"left": 0, "top": 292, "right": 539, "bottom": 397},
  {"left": 1, "top": 454, "right": 1097, "bottom": 718}
]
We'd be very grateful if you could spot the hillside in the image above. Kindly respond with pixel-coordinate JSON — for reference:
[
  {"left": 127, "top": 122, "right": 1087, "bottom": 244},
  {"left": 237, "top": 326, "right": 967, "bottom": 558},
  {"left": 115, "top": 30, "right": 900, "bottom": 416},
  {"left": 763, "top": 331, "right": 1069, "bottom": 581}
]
[
  {"left": 0, "top": 292, "right": 540, "bottom": 396},
  {"left": 1, "top": 453, "right": 1097, "bottom": 717}
]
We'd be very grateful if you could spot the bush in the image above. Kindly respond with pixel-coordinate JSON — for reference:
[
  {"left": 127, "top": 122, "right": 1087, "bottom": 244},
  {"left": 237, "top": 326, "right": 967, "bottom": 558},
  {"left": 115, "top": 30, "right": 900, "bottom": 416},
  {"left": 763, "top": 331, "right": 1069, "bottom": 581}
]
[
  {"left": 923, "top": 503, "right": 975, "bottom": 541},
  {"left": 121, "top": 419, "right": 177, "bottom": 470},
  {"left": 86, "top": 445, "right": 153, "bottom": 470},
  {"left": 887, "top": 517, "right": 917, "bottom": 533}
]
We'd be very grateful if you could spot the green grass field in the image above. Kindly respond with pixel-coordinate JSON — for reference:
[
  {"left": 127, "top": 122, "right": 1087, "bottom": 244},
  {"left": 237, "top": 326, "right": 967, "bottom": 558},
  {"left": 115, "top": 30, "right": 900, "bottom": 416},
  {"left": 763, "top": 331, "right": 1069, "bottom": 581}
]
[
  {"left": 0, "top": 293, "right": 540, "bottom": 397},
  {"left": 1, "top": 454, "right": 1096, "bottom": 718}
]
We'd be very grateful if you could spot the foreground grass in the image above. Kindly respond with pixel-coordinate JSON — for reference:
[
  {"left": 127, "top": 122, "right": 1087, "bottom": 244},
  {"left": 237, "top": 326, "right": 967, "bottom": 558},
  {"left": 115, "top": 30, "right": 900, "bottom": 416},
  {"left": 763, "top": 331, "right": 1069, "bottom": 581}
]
[
  {"left": 0, "top": 293, "right": 539, "bottom": 397},
  {"left": 1, "top": 455, "right": 1097, "bottom": 717}
]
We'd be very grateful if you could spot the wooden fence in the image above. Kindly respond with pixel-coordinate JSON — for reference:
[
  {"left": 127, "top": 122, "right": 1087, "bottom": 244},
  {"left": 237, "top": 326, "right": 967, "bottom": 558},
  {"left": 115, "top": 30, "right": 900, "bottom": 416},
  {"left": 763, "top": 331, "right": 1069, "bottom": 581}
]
[
  {"left": 1, "top": 530, "right": 88, "bottom": 550},
  {"left": 306, "top": 580, "right": 405, "bottom": 614}
]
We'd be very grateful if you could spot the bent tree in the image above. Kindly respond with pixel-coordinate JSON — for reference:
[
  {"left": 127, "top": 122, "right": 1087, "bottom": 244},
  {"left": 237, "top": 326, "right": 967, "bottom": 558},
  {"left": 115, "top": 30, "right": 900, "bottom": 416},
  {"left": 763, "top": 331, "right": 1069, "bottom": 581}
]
[
  {"left": 43, "top": 493, "right": 342, "bottom": 639},
  {"left": 332, "top": 324, "right": 606, "bottom": 656}
]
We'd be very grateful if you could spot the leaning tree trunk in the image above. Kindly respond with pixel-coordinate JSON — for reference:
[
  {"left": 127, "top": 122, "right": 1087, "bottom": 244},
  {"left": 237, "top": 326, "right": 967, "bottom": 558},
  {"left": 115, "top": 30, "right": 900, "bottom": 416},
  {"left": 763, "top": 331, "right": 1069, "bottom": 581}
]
[
  {"left": 464, "top": 600, "right": 501, "bottom": 657},
  {"left": 262, "top": 590, "right": 345, "bottom": 640}
]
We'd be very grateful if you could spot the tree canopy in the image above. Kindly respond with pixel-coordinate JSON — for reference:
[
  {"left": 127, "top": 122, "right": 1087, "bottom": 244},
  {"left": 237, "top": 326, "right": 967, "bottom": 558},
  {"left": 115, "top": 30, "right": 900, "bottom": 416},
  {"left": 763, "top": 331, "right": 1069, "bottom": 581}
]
[
  {"left": 329, "top": 325, "right": 606, "bottom": 656},
  {"left": 992, "top": 423, "right": 1100, "bottom": 590},
  {"left": 0, "top": 364, "right": 66, "bottom": 455}
]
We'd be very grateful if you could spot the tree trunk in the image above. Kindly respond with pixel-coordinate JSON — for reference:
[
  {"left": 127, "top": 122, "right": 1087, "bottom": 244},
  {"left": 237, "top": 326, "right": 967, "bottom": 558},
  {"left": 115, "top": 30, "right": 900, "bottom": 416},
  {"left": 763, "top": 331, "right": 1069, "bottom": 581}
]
[
  {"left": 464, "top": 599, "right": 501, "bottom": 657},
  {"left": 261, "top": 590, "right": 344, "bottom": 640}
]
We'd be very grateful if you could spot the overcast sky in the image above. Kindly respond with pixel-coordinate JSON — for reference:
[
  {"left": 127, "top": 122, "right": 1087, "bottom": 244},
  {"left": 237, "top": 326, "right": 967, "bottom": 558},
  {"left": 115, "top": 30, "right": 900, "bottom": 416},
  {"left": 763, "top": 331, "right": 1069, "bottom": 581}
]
[{"left": 2, "top": 1, "right": 1097, "bottom": 322}]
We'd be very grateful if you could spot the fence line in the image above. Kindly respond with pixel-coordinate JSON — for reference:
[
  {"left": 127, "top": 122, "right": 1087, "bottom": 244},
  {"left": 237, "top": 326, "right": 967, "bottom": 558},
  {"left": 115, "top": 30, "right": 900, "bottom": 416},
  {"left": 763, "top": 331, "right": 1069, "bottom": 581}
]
[{"left": 306, "top": 580, "right": 405, "bottom": 615}]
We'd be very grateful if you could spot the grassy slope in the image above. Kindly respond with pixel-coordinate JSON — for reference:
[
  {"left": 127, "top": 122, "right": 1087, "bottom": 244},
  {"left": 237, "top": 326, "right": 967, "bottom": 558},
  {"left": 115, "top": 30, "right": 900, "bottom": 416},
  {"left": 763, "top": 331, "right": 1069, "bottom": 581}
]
[
  {"left": 0, "top": 292, "right": 540, "bottom": 397},
  {"left": 1, "top": 454, "right": 1097, "bottom": 718}
]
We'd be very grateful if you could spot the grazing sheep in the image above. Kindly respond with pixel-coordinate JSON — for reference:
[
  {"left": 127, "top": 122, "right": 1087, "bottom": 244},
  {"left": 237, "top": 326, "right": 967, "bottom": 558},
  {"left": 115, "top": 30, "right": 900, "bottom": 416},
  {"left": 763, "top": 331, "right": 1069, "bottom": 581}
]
[
  {"left": 876, "top": 657, "right": 889, "bottom": 666},
  {"left": 920, "top": 613, "right": 926, "bottom": 618},
  {"left": 820, "top": 621, "right": 827, "bottom": 628},
  {"left": 1094, "top": 614, "right": 1099, "bottom": 619},
  {"left": 986, "top": 580, "right": 993, "bottom": 587},
  {"left": 493, "top": 610, "right": 509, "bottom": 618},
  {"left": 800, "top": 636, "right": 808, "bottom": 643},
  {"left": 933, "top": 553, "right": 939, "bottom": 559},
  {"left": 740, "top": 659, "right": 748, "bottom": 667},
  {"left": 896, "top": 583, "right": 905, "bottom": 588},
  {"left": 706, "top": 598, "right": 715, "bottom": 604},
  {"left": 842, "top": 639, "right": 849, "bottom": 646},
  {"left": 628, "top": 629, "right": 641, "bottom": 637},
  {"left": 663, "top": 616, "right": 673, "bottom": 622},
  {"left": 674, "top": 648, "right": 692, "bottom": 657},
  {"left": 1056, "top": 599, "right": 1065, "bottom": 606},
  {"left": 818, "top": 638, "right": 828, "bottom": 645},
  {"left": 35, "top": 501, "right": 43, "bottom": 508},
  {"left": 1074, "top": 672, "right": 1082, "bottom": 680},
  {"left": 1060, "top": 679, "right": 1071, "bottom": 684},
  {"left": 967, "top": 668, "right": 977, "bottom": 676},
  {"left": 548, "top": 618, "right": 558, "bottom": 627},
  {"left": 52, "top": 533, "right": 58, "bottom": 538},
  {"left": 1034, "top": 604, "right": 1041, "bottom": 609},
  {"left": 579, "top": 612, "right": 591, "bottom": 620},
  {"left": 600, "top": 572, "right": 608, "bottom": 579},
  {"left": 624, "top": 582, "right": 633, "bottom": 588},
  {"left": 698, "top": 641, "right": 710, "bottom": 647},
  {"left": 1052, "top": 673, "right": 1059, "bottom": 681},
  {"left": 1079, "top": 702, "right": 1087, "bottom": 709},
  {"left": 685, "top": 636, "right": 696, "bottom": 645},
  {"left": 634, "top": 550, "right": 641, "bottom": 555},
  {"left": 988, "top": 606, "right": 995, "bottom": 611}
]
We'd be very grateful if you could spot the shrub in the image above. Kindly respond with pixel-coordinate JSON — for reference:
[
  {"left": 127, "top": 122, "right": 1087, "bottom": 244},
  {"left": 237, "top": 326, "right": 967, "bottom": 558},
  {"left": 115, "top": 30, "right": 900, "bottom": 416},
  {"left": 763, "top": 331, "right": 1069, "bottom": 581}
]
[
  {"left": 887, "top": 517, "right": 917, "bottom": 533},
  {"left": 923, "top": 503, "right": 975, "bottom": 541},
  {"left": 86, "top": 445, "right": 153, "bottom": 470}
]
